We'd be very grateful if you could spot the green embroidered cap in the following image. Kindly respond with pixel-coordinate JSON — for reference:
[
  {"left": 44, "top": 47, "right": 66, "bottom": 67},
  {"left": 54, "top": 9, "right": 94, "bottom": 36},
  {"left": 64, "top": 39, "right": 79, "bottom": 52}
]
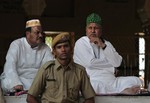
[{"left": 86, "top": 13, "right": 102, "bottom": 25}]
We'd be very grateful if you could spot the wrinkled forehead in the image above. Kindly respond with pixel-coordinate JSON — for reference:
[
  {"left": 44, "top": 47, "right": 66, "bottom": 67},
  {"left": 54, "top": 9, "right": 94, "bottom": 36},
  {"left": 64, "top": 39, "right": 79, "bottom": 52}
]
[
  {"left": 31, "top": 26, "right": 42, "bottom": 31},
  {"left": 86, "top": 23, "right": 101, "bottom": 28}
]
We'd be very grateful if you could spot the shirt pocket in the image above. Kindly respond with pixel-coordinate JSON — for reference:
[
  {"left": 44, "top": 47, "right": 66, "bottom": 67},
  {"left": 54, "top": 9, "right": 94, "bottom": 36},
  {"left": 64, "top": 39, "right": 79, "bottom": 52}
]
[
  {"left": 45, "top": 78, "right": 59, "bottom": 97},
  {"left": 67, "top": 82, "right": 80, "bottom": 101}
]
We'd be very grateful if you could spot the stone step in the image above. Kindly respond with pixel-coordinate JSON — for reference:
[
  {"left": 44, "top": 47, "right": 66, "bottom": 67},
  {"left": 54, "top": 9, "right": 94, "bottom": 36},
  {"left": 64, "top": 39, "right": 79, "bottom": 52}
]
[{"left": 4, "top": 95, "right": 150, "bottom": 103}]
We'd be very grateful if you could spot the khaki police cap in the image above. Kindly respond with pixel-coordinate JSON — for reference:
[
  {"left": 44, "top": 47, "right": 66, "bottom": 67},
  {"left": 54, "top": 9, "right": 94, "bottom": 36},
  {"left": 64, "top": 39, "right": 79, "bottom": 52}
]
[{"left": 52, "top": 32, "right": 70, "bottom": 48}]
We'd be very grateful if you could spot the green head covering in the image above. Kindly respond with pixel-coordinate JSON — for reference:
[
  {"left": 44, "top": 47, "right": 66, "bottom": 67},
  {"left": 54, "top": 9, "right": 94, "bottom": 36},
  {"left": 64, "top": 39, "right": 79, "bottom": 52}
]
[{"left": 86, "top": 13, "right": 102, "bottom": 25}]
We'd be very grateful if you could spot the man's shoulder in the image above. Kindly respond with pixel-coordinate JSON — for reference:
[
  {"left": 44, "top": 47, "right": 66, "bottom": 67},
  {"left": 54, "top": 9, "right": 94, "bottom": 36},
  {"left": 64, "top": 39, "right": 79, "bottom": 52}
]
[
  {"left": 75, "top": 36, "right": 89, "bottom": 45},
  {"left": 10, "top": 37, "right": 25, "bottom": 47},
  {"left": 42, "top": 60, "right": 55, "bottom": 70},
  {"left": 104, "top": 39, "right": 113, "bottom": 46},
  {"left": 77, "top": 36, "right": 88, "bottom": 41},
  {"left": 11, "top": 37, "right": 24, "bottom": 43},
  {"left": 73, "top": 62, "right": 86, "bottom": 71}
]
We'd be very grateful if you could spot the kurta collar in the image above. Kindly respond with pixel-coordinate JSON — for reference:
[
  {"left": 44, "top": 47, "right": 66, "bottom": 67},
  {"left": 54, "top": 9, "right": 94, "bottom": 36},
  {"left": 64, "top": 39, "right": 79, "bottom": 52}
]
[
  {"left": 24, "top": 37, "right": 40, "bottom": 50},
  {"left": 24, "top": 37, "right": 31, "bottom": 48}
]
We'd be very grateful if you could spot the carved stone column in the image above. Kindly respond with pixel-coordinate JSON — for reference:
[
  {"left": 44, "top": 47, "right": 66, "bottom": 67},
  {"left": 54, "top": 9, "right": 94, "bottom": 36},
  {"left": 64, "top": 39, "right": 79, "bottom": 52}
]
[
  {"left": 22, "top": 0, "right": 46, "bottom": 17},
  {"left": 144, "top": 0, "right": 150, "bottom": 19}
]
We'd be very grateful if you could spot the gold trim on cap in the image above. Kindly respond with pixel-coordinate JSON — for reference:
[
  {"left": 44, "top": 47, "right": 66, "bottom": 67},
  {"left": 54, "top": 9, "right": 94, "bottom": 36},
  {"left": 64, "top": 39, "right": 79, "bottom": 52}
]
[{"left": 26, "top": 19, "right": 41, "bottom": 28}]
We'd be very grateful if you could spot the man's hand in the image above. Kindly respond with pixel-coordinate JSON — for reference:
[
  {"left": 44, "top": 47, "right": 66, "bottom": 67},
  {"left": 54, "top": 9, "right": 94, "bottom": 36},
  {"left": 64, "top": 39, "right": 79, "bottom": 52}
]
[
  {"left": 14, "top": 85, "right": 24, "bottom": 91},
  {"left": 89, "top": 36, "right": 106, "bottom": 48}
]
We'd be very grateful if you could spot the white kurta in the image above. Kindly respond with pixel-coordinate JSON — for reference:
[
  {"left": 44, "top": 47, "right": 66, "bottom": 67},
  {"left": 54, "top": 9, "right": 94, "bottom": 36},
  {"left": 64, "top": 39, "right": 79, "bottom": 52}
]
[
  {"left": 0, "top": 37, "right": 53, "bottom": 92},
  {"left": 73, "top": 36, "right": 142, "bottom": 94}
]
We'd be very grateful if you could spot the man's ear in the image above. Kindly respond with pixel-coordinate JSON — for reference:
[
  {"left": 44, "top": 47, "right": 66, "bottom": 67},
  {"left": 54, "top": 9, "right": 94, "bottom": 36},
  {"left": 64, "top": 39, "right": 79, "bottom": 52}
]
[
  {"left": 52, "top": 49, "right": 56, "bottom": 56},
  {"left": 26, "top": 31, "right": 30, "bottom": 37}
]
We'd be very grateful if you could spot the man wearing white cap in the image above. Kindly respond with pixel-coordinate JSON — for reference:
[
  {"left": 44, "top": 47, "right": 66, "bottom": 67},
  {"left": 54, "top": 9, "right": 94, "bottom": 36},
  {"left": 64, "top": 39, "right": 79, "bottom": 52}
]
[{"left": 0, "top": 19, "right": 53, "bottom": 94}]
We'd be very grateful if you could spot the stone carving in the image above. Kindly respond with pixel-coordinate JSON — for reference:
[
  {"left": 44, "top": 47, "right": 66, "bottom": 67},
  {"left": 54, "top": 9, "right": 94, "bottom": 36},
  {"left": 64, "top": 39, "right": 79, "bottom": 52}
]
[{"left": 22, "top": 0, "right": 46, "bottom": 16}]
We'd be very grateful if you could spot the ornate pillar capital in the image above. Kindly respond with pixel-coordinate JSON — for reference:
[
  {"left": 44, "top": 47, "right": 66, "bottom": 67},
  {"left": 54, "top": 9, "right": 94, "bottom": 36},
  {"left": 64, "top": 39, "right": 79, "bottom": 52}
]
[{"left": 23, "top": 0, "right": 46, "bottom": 17}]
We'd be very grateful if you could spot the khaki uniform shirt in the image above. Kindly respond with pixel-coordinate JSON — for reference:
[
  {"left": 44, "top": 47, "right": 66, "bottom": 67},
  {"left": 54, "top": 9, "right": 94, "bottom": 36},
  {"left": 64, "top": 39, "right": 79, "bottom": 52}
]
[
  {"left": 28, "top": 60, "right": 95, "bottom": 103},
  {"left": 0, "top": 87, "right": 5, "bottom": 103}
]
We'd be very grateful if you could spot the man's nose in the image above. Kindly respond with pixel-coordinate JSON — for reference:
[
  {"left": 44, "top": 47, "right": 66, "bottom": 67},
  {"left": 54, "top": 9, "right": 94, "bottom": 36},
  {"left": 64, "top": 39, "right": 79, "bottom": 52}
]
[
  {"left": 39, "top": 32, "right": 43, "bottom": 37},
  {"left": 61, "top": 46, "right": 66, "bottom": 51},
  {"left": 91, "top": 28, "right": 95, "bottom": 32}
]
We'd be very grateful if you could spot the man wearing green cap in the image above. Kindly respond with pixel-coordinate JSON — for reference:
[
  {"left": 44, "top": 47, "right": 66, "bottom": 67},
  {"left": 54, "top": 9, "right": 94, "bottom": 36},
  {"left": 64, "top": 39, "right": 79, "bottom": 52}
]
[
  {"left": 27, "top": 32, "right": 95, "bottom": 103},
  {"left": 73, "top": 13, "right": 142, "bottom": 95}
]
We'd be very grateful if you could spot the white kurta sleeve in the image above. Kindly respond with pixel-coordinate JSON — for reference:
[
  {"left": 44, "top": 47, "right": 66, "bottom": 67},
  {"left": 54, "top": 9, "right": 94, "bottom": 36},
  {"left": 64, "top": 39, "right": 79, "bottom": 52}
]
[
  {"left": 73, "top": 37, "right": 122, "bottom": 70},
  {"left": 103, "top": 41, "right": 122, "bottom": 67},
  {"left": 3, "top": 41, "right": 23, "bottom": 88},
  {"left": 41, "top": 46, "right": 54, "bottom": 65}
]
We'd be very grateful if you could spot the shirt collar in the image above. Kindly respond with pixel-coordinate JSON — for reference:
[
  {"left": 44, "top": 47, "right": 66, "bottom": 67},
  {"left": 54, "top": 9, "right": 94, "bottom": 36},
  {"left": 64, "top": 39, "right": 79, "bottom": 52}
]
[
  {"left": 54, "top": 59, "right": 74, "bottom": 71},
  {"left": 24, "top": 37, "right": 42, "bottom": 49}
]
